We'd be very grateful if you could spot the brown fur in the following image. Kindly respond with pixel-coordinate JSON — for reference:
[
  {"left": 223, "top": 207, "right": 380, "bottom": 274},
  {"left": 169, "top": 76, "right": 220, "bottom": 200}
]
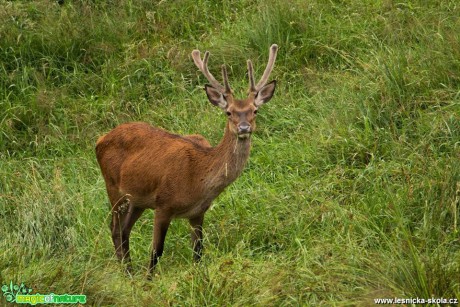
[
  {"left": 96, "top": 122, "right": 250, "bottom": 217},
  {"left": 96, "top": 119, "right": 252, "bottom": 277},
  {"left": 96, "top": 46, "right": 277, "bottom": 278}
]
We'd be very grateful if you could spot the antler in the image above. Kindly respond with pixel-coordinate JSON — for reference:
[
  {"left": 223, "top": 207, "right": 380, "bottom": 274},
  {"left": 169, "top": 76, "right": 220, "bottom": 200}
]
[
  {"left": 192, "top": 50, "right": 232, "bottom": 94},
  {"left": 221, "top": 64, "right": 232, "bottom": 94},
  {"left": 247, "top": 44, "right": 278, "bottom": 94}
]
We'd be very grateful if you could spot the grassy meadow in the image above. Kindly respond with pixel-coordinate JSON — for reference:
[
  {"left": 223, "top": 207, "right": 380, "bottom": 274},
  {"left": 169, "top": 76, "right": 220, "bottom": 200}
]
[{"left": 1, "top": 0, "right": 460, "bottom": 305}]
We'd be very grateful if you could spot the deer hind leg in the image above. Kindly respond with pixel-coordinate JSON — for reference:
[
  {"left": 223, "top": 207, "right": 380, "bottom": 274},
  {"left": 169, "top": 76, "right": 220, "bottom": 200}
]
[
  {"left": 120, "top": 206, "right": 145, "bottom": 273},
  {"left": 147, "top": 210, "right": 172, "bottom": 279},
  {"left": 110, "top": 194, "right": 131, "bottom": 262},
  {"left": 189, "top": 214, "right": 204, "bottom": 262}
]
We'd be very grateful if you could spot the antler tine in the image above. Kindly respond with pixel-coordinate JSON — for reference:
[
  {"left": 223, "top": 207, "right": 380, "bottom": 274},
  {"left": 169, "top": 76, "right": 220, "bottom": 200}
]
[
  {"left": 255, "top": 44, "right": 278, "bottom": 91},
  {"left": 192, "top": 49, "right": 225, "bottom": 92},
  {"left": 247, "top": 60, "right": 256, "bottom": 94},
  {"left": 221, "top": 65, "right": 232, "bottom": 94}
]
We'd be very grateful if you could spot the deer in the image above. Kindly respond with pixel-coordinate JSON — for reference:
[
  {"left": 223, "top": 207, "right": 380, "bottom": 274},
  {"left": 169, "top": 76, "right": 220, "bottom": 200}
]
[{"left": 95, "top": 44, "right": 278, "bottom": 278}]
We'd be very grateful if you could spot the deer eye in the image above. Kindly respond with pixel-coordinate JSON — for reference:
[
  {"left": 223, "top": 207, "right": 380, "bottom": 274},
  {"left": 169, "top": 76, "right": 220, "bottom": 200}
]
[
  {"left": 254, "top": 110, "right": 258, "bottom": 115},
  {"left": 226, "top": 111, "right": 231, "bottom": 116}
]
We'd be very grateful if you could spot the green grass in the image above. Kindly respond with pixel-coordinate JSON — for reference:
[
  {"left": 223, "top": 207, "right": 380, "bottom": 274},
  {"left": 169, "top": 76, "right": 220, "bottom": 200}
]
[{"left": 1, "top": 0, "right": 459, "bottom": 305}]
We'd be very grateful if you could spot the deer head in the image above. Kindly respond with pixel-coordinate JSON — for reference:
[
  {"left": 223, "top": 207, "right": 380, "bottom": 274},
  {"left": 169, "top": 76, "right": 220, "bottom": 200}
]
[{"left": 192, "top": 45, "right": 278, "bottom": 139}]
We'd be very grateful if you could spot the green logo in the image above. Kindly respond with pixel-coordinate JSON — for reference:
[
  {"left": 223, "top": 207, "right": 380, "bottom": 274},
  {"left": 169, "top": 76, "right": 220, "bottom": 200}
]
[
  {"left": 2, "top": 282, "right": 32, "bottom": 303},
  {"left": 1, "top": 282, "right": 86, "bottom": 305}
]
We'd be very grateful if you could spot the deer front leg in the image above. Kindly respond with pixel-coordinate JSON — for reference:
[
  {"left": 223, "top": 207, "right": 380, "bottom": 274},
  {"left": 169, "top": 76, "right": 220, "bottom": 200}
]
[
  {"left": 189, "top": 215, "right": 204, "bottom": 262},
  {"left": 148, "top": 210, "right": 171, "bottom": 279}
]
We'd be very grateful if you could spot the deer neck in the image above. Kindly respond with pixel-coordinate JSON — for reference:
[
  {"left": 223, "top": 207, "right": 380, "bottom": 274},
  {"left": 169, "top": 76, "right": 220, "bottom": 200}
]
[{"left": 206, "top": 122, "right": 251, "bottom": 191}]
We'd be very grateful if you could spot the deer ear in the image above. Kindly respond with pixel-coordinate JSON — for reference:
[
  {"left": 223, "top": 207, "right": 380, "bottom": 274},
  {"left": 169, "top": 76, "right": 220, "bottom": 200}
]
[
  {"left": 254, "top": 80, "right": 276, "bottom": 107},
  {"left": 205, "top": 85, "right": 227, "bottom": 109}
]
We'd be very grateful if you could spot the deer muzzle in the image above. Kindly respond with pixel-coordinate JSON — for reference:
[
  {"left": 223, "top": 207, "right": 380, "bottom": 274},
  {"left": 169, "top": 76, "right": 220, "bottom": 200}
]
[{"left": 237, "top": 122, "right": 251, "bottom": 138}]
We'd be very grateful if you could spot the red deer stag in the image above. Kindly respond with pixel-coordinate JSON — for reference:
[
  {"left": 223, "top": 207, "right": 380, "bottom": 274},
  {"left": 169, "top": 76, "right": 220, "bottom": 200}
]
[{"left": 96, "top": 44, "right": 278, "bottom": 278}]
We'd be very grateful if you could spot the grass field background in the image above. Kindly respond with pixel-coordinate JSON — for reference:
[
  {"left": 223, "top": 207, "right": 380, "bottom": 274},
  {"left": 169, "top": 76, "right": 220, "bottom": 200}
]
[{"left": 1, "top": 0, "right": 459, "bottom": 305}]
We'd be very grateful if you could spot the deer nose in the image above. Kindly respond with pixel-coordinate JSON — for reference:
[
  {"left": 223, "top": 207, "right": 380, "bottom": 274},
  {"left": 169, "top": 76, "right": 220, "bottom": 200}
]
[{"left": 238, "top": 122, "right": 251, "bottom": 134}]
